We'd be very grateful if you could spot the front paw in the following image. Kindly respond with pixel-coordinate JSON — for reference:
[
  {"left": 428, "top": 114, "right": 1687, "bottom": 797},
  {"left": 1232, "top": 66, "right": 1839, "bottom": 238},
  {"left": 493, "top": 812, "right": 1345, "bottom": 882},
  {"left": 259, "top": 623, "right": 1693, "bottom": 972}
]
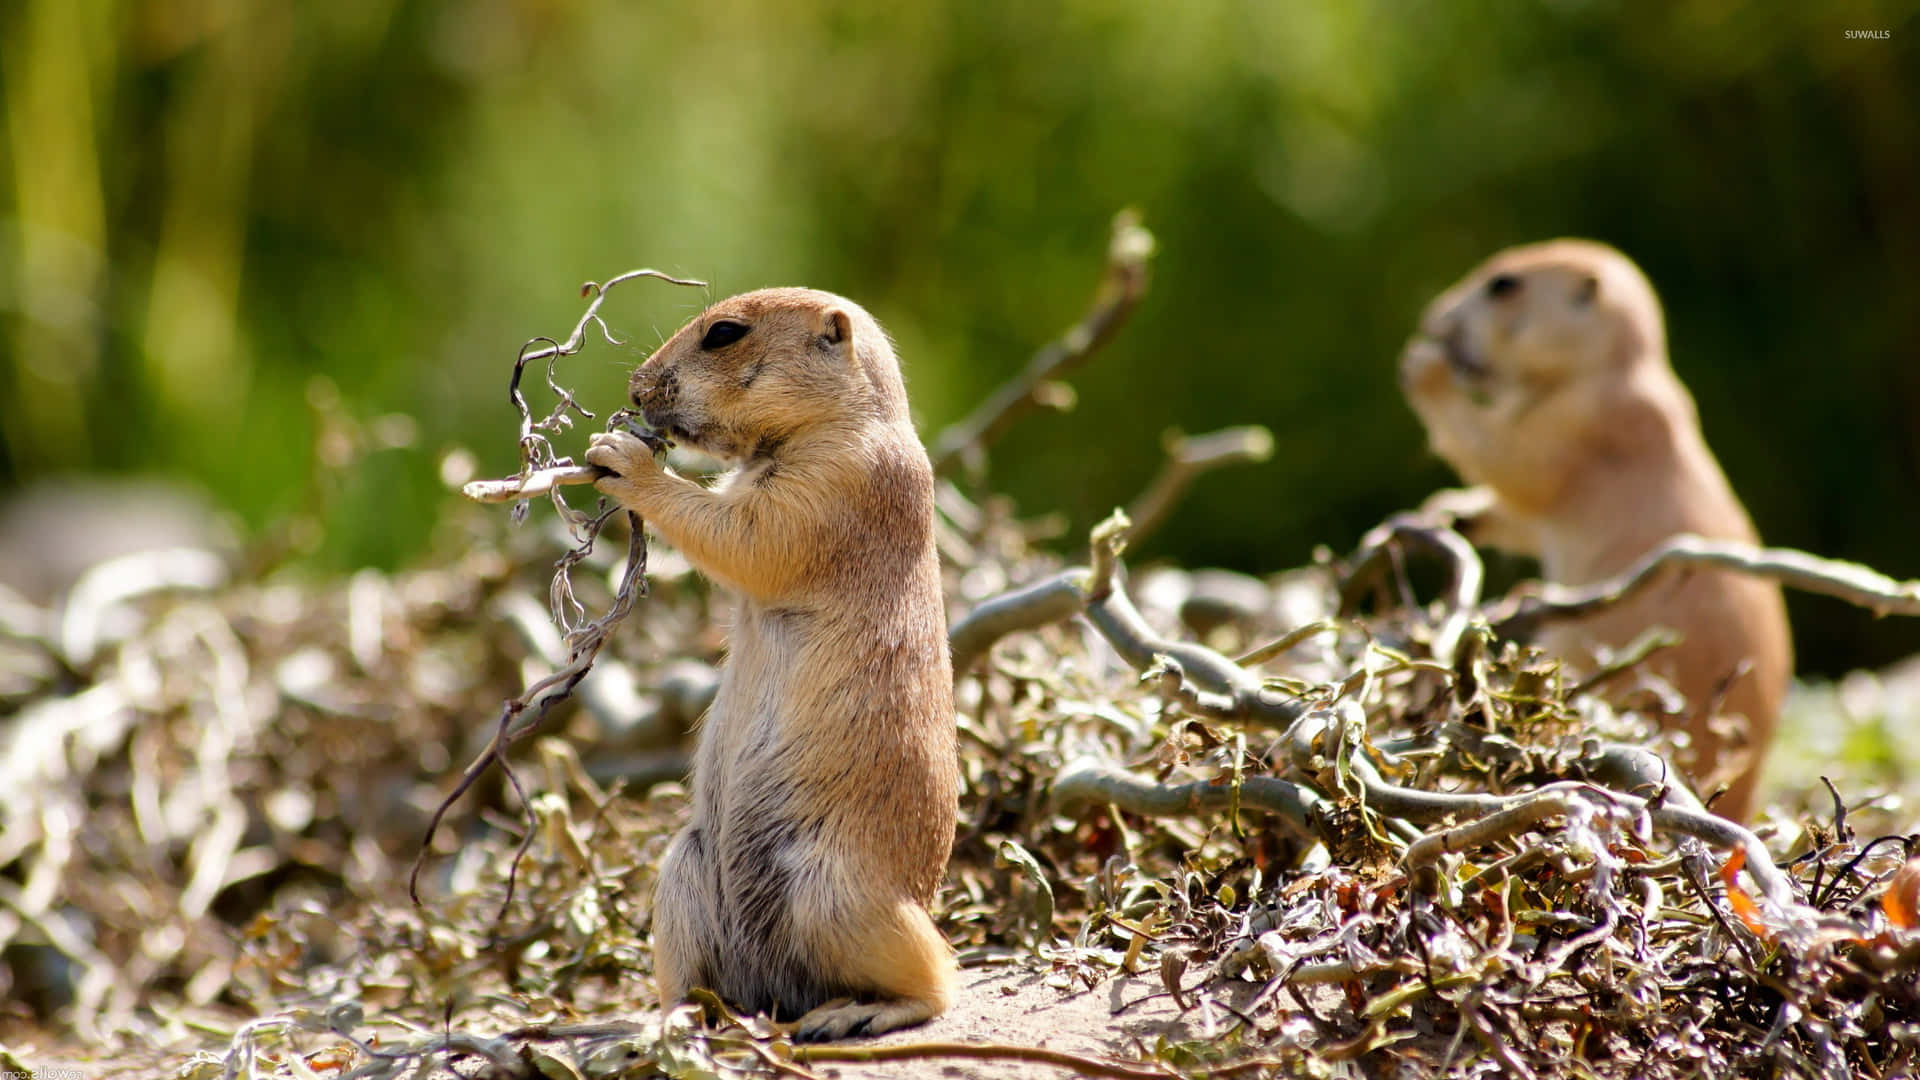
[
  {"left": 1418, "top": 486, "right": 1534, "bottom": 553},
  {"left": 587, "top": 431, "right": 662, "bottom": 501}
]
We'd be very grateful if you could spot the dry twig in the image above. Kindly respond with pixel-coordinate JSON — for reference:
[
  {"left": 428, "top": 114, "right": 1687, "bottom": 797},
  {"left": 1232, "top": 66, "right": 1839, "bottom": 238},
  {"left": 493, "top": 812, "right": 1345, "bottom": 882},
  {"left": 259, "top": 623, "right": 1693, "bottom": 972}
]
[{"left": 461, "top": 463, "right": 601, "bottom": 503}]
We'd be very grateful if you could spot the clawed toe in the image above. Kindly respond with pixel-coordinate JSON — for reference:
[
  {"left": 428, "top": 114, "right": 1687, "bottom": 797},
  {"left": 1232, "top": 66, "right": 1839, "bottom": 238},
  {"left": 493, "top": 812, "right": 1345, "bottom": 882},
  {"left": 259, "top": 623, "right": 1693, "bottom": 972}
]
[{"left": 794, "top": 1011, "right": 873, "bottom": 1043}]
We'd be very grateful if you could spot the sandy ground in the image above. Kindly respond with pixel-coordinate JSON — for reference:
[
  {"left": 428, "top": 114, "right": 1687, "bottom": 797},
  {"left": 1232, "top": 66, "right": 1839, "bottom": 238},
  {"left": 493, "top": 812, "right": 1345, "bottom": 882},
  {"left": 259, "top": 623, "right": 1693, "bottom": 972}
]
[
  {"left": 3, "top": 964, "right": 1275, "bottom": 1080},
  {"left": 819, "top": 963, "right": 1270, "bottom": 1079}
]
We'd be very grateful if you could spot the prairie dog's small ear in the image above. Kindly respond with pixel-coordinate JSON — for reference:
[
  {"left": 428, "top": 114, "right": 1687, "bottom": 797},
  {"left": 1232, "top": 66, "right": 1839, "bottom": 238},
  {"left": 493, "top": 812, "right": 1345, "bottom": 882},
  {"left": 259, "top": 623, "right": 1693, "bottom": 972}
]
[{"left": 819, "top": 308, "right": 854, "bottom": 349}]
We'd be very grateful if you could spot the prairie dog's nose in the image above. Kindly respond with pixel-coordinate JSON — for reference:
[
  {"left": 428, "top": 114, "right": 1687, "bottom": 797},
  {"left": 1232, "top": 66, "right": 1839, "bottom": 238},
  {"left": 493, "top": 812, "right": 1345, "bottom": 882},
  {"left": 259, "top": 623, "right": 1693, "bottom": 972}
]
[
  {"left": 632, "top": 365, "right": 676, "bottom": 406},
  {"left": 1399, "top": 336, "right": 1446, "bottom": 393}
]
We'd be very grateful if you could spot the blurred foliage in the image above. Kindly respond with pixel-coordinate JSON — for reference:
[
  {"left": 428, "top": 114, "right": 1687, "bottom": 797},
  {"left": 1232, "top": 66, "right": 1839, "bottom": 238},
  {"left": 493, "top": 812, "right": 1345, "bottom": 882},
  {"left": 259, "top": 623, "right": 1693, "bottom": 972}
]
[{"left": 2, "top": 0, "right": 1918, "bottom": 674}]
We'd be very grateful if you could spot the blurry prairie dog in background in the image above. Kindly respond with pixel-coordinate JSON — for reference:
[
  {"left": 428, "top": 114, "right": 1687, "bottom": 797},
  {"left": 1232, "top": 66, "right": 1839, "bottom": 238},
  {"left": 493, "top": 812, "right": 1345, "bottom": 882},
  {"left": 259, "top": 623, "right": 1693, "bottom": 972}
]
[
  {"left": 1399, "top": 239, "right": 1792, "bottom": 820},
  {"left": 587, "top": 288, "right": 958, "bottom": 1039}
]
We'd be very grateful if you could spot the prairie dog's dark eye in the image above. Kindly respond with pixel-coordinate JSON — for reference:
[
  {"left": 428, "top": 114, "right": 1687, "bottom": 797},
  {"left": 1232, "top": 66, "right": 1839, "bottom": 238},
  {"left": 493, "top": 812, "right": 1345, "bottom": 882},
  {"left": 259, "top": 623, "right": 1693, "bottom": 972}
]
[
  {"left": 701, "top": 320, "right": 750, "bottom": 349},
  {"left": 1486, "top": 273, "right": 1522, "bottom": 299}
]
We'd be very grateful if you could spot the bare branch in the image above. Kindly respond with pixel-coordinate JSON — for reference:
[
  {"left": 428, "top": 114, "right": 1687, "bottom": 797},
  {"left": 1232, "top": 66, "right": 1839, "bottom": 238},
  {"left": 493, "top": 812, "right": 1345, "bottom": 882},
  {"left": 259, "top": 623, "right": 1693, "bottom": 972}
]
[
  {"left": 1124, "top": 425, "right": 1274, "bottom": 545},
  {"left": 472, "top": 269, "right": 701, "bottom": 511},
  {"left": 1491, "top": 533, "right": 1920, "bottom": 639},
  {"left": 515, "top": 269, "right": 706, "bottom": 380},
  {"left": 1236, "top": 618, "right": 1341, "bottom": 668},
  {"left": 1084, "top": 565, "right": 1305, "bottom": 725},
  {"left": 947, "top": 569, "right": 1091, "bottom": 675},
  {"left": 1401, "top": 789, "right": 1588, "bottom": 880},
  {"left": 931, "top": 210, "right": 1155, "bottom": 478},
  {"left": 1052, "top": 757, "right": 1323, "bottom": 834},
  {"left": 957, "top": 515, "right": 1801, "bottom": 922},
  {"left": 948, "top": 511, "right": 1308, "bottom": 723},
  {"left": 1574, "top": 741, "right": 1708, "bottom": 814}
]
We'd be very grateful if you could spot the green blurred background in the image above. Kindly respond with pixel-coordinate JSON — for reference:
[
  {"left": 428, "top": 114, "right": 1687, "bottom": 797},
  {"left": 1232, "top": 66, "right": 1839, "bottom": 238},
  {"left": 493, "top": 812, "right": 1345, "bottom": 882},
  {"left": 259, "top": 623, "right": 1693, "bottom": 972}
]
[{"left": 3, "top": 0, "right": 1917, "bottom": 676}]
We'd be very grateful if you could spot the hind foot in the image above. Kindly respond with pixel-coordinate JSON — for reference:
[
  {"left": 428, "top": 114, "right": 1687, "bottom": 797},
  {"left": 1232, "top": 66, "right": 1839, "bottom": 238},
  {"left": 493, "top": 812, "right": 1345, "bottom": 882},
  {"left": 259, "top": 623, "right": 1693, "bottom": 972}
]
[{"left": 792, "top": 996, "right": 939, "bottom": 1042}]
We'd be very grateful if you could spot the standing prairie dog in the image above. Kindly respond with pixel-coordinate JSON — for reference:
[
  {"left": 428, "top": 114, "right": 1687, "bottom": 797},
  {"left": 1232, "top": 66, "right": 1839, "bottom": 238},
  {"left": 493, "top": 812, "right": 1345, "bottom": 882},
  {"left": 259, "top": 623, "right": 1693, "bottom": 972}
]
[
  {"left": 1399, "top": 240, "right": 1792, "bottom": 819},
  {"left": 586, "top": 288, "right": 958, "bottom": 1039}
]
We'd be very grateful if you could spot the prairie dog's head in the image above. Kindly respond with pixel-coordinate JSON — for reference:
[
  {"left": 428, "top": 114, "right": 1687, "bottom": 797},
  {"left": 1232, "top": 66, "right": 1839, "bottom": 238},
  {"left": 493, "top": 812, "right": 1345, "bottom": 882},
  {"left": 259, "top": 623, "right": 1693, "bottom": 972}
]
[
  {"left": 1399, "top": 240, "right": 1670, "bottom": 481},
  {"left": 628, "top": 288, "right": 908, "bottom": 462}
]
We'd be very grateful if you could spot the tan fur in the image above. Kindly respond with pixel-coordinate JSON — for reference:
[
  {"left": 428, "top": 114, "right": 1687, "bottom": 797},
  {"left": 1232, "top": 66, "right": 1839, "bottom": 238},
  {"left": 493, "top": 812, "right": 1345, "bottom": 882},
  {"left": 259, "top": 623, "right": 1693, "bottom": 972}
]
[
  {"left": 1400, "top": 240, "right": 1792, "bottom": 819},
  {"left": 585, "top": 288, "right": 957, "bottom": 1039}
]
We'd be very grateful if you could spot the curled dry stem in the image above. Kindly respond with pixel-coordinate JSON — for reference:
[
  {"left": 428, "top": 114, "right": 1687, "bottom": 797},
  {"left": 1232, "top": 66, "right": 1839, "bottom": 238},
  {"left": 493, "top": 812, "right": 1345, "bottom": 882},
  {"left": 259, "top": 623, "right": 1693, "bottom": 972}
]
[
  {"left": 1575, "top": 741, "right": 1707, "bottom": 815},
  {"left": 463, "top": 268, "right": 702, "bottom": 510},
  {"left": 962, "top": 512, "right": 1802, "bottom": 929},
  {"left": 1313, "top": 513, "right": 1920, "bottom": 921},
  {"left": 513, "top": 269, "right": 705, "bottom": 436},
  {"left": 1085, "top": 573, "right": 1305, "bottom": 725},
  {"left": 410, "top": 510, "right": 648, "bottom": 914},
  {"left": 1350, "top": 515, "right": 1920, "bottom": 643},
  {"left": 1337, "top": 514, "right": 1484, "bottom": 664},
  {"left": 1401, "top": 790, "right": 1591, "bottom": 883},
  {"left": 1317, "top": 512, "right": 1920, "bottom": 916},
  {"left": 415, "top": 269, "right": 699, "bottom": 913}
]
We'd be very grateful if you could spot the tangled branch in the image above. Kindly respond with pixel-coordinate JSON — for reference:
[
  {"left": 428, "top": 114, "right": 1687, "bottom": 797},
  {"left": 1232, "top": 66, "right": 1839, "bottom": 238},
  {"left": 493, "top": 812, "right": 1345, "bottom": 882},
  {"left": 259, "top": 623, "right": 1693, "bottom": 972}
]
[
  {"left": 466, "top": 267, "right": 701, "bottom": 512},
  {"left": 948, "top": 516, "right": 1308, "bottom": 731},
  {"left": 950, "top": 513, "right": 1809, "bottom": 916},
  {"left": 412, "top": 269, "right": 702, "bottom": 909}
]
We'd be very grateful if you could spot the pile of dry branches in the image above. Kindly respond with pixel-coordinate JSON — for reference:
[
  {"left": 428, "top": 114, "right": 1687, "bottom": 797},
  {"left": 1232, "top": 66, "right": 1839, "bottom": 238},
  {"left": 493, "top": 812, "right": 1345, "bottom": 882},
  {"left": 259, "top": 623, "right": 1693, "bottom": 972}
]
[{"left": 4, "top": 214, "right": 1920, "bottom": 1080}]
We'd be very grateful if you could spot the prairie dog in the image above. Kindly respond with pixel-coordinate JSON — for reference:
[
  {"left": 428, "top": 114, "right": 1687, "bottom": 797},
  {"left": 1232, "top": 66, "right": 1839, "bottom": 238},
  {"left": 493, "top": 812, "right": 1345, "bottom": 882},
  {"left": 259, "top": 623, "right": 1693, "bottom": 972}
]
[
  {"left": 586, "top": 288, "right": 958, "bottom": 1039},
  {"left": 1399, "top": 240, "right": 1792, "bottom": 819}
]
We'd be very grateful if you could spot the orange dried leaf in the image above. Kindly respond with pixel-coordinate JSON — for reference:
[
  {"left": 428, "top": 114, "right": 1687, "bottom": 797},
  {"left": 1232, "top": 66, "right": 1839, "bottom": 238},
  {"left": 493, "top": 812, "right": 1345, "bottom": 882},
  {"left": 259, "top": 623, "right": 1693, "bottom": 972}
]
[
  {"left": 1719, "top": 848, "right": 1772, "bottom": 940},
  {"left": 1719, "top": 847, "right": 1747, "bottom": 876},
  {"left": 1883, "top": 857, "right": 1920, "bottom": 930}
]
